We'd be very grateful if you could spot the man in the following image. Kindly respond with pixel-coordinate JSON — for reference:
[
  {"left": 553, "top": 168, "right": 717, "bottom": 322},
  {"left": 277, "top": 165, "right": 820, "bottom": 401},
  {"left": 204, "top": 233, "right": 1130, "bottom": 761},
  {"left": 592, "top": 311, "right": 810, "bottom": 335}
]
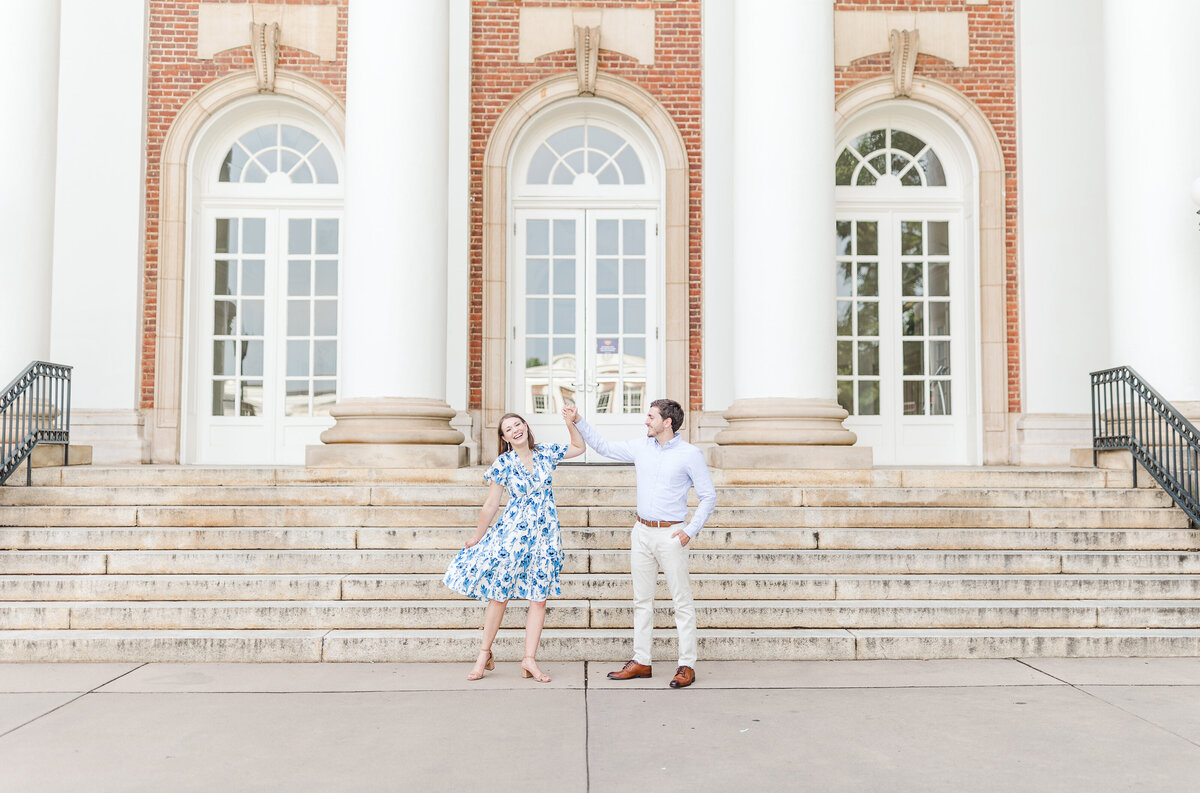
[{"left": 562, "top": 398, "right": 716, "bottom": 689}]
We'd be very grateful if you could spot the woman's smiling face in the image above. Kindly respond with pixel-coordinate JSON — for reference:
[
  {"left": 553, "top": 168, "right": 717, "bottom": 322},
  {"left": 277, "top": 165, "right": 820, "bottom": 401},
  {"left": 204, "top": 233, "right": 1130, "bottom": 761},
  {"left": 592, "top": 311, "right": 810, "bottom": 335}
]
[{"left": 501, "top": 416, "right": 529, "bottom": 449}]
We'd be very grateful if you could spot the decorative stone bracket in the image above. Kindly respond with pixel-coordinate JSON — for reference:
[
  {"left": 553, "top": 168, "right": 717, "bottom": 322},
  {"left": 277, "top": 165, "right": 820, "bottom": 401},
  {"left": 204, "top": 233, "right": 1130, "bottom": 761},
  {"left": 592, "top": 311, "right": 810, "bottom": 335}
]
[
  {"left": 889, "top": 29, "right": 920, "bottom": 98},
  {"left": 251, "top": 22, "right": 280, "bottom": 93},
  {"left": 574, "top": 25, "right": 601, "bottom": 96}
]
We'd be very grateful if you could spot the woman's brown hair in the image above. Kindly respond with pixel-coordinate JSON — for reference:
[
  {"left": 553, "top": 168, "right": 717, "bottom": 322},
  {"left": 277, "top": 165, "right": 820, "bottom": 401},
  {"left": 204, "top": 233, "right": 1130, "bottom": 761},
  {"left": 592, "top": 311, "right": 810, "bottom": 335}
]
[{"left": 497, "top": 412, "right": 537, "bottom": 455}]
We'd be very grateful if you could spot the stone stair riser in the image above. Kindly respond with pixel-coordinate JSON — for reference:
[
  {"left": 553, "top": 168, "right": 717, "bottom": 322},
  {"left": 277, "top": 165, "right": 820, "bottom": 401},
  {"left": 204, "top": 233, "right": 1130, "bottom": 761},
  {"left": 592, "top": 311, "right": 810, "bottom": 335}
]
[
  {"left": 0, "top": 528, "right": 359, "bottom": 551},
  {"left": 814, "top": 528, "right": 1200, "bottom": 551},
  {"left": 851, "top": 631, "right": 1200, "bottom": 660},
  {"left": 0, "top": 630, "right": 325, "bottom": 662},
  {"left": 94, "top": 550, "right": 589, "bottom": 576},
  {"left": 4, "top": 526, "right": 1195, "bottom": 553},
  {"left": 834, "top": 576, "right": 1200, "bottom": 600},
  {"left": 0, "top": 485, "right": 1171, "bottom": 509},
  {"left": 23, "top": 599, "right": 1200, "bottom": 631},
  {"left": 3, "top": 505, "right": 1185, "bottom": 530},
  {"left": 587, "top": 602, "right": 1107, "bottom": 630},
  {"left": 0, "top": 601, "right": 591, "bottom": 631},
  {"left": 11, "top": 574, "right": 1200, "bottom": 604},
  {"left": 6, "top": 627, "right": 1200, "bottom": 662},
  {"left": 26, "top": 465, "right": 1137, "bottom": 489},
  {"left": 0, "top": 575, "right": 343, "bottom": 602}
]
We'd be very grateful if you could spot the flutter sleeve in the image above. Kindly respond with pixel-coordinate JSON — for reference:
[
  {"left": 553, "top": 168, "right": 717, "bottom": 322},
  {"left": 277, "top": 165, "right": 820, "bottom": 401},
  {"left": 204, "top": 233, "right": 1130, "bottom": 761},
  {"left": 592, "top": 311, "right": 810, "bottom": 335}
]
[
  {"left": 546, "top": 443, "right": 568, "bottom": 469},
  {"left": 483, "top": 455, "right": 509, "bottom": 487}
]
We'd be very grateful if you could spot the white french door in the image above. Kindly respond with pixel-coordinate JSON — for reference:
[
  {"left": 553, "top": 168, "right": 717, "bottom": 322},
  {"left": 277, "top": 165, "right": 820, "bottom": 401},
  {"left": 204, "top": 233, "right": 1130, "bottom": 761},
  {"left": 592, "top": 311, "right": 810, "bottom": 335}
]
[
  {"left": 512, "top": 208, "right": 659, "bottom": 461},
  {"left": 836, "top": 212, "right": 975, "bottom": 464},
  {"left": 188, "top": 208, "right": 341, "bottom": 464}
]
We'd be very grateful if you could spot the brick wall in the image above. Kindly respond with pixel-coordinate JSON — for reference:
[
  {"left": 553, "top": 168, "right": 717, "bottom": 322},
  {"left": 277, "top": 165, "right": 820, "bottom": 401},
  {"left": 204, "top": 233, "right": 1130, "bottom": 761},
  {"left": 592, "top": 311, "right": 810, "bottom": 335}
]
[
  {"left": 468, "top": 0, "right": 704, "bottom": 413},
  {"left": 141, "top": 0, "right": 348, "bottom": 410},
  {"left": 834, "top": 0, "right": 1021, "bottom": 413}
]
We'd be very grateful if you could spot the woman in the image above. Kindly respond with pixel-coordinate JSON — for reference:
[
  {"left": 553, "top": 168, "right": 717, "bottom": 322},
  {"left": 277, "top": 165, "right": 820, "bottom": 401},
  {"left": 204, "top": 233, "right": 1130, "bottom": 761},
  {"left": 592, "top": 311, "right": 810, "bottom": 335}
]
[{"left": 443, "top": 410, "right": 585, "bottom": 682}]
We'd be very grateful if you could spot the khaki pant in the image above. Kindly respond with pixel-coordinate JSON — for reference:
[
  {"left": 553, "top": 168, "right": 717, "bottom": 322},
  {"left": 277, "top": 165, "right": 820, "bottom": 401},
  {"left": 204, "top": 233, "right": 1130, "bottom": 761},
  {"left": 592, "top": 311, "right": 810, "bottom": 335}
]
[{"left": 630, "top": 520, "right": 697, "bottom": 667}]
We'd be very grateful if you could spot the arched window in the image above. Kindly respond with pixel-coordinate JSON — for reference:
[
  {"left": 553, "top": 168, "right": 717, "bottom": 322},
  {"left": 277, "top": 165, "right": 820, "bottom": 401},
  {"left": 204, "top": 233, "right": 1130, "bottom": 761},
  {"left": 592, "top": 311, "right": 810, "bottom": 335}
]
[
  {"left": 835, "top": 127, "right": 946, "bottom": 187},
  {"left": 187, "top": 105, "right": 344, "bottom": 465},
  {"left": 526, "top": 122, "right": 645, "bottom": 186},
  {"left": 507, "top": 101, "right": 662, "bottom": 460},
  {"left": 218, "top": 123, "right": 339, "bottom": 184},
  {"left": 834, "top": 111, "right": 975, "bottom": 465}
]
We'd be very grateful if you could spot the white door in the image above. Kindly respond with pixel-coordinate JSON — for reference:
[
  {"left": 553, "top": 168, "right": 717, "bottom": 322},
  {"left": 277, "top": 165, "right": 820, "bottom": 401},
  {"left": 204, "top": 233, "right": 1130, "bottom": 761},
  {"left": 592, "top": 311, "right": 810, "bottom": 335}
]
[
  {"left": 191, "top": 209, "right": 341, "bottom": 463},
  {"left": 836, "top": 213, "right": 971, "bottom": 463},
  {"left": 512, "top": 209, "right": 659, "bottom": 461}
]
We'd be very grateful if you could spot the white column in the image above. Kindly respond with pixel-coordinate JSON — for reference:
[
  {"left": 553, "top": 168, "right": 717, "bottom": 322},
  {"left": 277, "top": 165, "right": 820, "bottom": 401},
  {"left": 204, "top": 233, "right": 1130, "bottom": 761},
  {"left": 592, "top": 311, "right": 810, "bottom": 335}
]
[
  {"left": 0, "top": 1, "right": 59, "bottom": 380},
  {"left": 712, "top": 0, "right": 868, "bottom": 468},
  {"left": 48, "top": 0, "right": 148, "bottom": 463},
  {"left": 309, "top": 0, "right": 465, "bottom": 467},
  {"left": 1104, "top": 0, "right": 1200, "bottom": 407}
]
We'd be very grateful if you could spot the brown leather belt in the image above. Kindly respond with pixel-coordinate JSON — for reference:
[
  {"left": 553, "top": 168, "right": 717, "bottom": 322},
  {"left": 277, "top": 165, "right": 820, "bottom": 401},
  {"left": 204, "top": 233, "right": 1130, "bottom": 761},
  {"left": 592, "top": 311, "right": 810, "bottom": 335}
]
[{"left": 637, "top": 515, "right": 682, "bottom": 528}]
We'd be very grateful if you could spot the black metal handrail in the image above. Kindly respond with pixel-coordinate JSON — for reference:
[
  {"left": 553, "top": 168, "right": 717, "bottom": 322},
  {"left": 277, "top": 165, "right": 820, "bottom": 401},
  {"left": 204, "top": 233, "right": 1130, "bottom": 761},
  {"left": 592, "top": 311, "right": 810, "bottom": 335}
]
[
  {"left": 1091, "top": 365, "right": 1200, "bottom": 526},
  {"left": 1, "top": 361, "right": 72, "bottom": 486}
]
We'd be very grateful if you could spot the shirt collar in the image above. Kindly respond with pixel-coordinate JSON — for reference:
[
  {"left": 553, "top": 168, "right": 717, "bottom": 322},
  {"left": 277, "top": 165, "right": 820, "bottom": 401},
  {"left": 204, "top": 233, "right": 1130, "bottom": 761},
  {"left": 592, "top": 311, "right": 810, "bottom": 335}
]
[{"left": 654, "top": 432, "right": 682, "bottom": 449}]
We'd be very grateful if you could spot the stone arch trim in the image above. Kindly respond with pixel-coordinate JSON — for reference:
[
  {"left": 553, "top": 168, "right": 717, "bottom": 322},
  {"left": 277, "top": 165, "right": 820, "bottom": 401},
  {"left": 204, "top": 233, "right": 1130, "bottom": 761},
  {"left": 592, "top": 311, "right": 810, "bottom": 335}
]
[
  {"left": 835, "top": 76, "right": 1009, "bottom": 464},
  {"left": 149, "top": 70, "right": 346, "bottom": 463},
  {"left": 480, "top": 73, "right": 690, "bottom": 459}
]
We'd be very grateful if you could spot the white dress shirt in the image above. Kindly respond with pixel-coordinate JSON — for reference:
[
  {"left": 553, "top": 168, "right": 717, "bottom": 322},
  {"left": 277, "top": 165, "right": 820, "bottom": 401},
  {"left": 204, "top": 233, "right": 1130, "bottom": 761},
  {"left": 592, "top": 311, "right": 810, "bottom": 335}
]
[{"left": 574, "top": 418, "right": 717, "bottom": 538}]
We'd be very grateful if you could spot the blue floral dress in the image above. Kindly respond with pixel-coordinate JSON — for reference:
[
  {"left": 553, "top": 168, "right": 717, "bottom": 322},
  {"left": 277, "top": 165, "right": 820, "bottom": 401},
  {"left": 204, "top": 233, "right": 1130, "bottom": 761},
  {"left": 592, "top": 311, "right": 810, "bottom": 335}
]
[{"left": 443, "top": 443, "right": 568, "bottom": 602}]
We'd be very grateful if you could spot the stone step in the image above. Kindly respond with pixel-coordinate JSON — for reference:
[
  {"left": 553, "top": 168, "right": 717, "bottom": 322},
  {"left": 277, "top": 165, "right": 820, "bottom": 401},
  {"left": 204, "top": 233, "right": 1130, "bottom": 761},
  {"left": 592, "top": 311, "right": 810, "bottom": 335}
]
[
  {"left": 7, "top": 525, "right": 1193, "bottom": 552},
  {"left": 8, "top": 627, "right": 1200, "bottom": 662},
  {"left": 0, "top": 600, "right": 591, "bottom": 631},
  {"left": 27, "top": 465, "right": 1136, "bottom": 490},
  {"left": 9, "top": 572, "right": 1200, "bottom": 603},
  {"left": 344, "top": 573, "right": 1200, "bottom": 602},
  {"left": 9, "top": 598, "right": 1200, "bottom": 631},
  {"left": 0, "top": 484, "right": 1171, "bottom": 509},
  {"left": 9, "top": 548, "right": 1200, "bottom": 576},
  {"left": 592, "top": 549, "right": 1200, "bottom": 575},
  {"left": 0, "top": 574, "right": 344, "bottom": 602},
  {"left": 0, "top": 504, "right": 1184, "bottom": 529}
]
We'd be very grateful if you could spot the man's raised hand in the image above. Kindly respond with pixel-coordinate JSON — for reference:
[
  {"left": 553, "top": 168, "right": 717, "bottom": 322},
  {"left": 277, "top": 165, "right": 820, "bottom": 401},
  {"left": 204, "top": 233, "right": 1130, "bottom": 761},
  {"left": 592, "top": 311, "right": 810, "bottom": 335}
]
[{"left": 562, "top": 404, "right": 580, "bottom": 423}]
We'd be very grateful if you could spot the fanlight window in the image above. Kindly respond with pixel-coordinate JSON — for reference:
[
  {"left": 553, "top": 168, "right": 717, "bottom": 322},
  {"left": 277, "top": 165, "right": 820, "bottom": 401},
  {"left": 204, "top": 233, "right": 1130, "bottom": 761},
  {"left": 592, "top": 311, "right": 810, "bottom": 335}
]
[
  {"left": 526, "top": 123, "right": 645, "bottom": 186},
  {"left": 219, "top": 124, "right": 339, "bottom": 184},
  {"left": 836, "top": 128, "right": 946, "bottom": 187}
]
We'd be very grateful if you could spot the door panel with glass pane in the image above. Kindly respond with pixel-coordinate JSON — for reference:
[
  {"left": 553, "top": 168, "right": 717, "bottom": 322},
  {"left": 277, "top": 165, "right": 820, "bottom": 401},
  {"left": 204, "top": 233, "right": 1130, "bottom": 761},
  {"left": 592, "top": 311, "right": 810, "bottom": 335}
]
[
  {"left": 836, "top": 213, "right": 970, "bottom": 464},
  {"left": 194, "top": 210, "right": 341, "bottom": 463},
  {"left": 514, "top": 209, "right": 657, "bottom": 461}
]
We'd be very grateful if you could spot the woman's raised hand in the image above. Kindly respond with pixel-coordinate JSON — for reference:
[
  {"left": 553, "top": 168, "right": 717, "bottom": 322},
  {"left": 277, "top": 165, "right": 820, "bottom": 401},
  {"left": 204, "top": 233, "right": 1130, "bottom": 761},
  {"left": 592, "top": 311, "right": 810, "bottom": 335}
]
[{"left": 562, "top": 404, "right": 579, "bottom": 423}]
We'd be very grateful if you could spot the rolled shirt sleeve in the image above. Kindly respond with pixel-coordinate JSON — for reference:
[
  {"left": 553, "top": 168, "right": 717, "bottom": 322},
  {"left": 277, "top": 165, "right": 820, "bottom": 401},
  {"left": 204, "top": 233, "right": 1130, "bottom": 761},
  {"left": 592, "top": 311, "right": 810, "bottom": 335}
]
[{"left": 683, "top": 447, "right": 716, "bottom": 538}]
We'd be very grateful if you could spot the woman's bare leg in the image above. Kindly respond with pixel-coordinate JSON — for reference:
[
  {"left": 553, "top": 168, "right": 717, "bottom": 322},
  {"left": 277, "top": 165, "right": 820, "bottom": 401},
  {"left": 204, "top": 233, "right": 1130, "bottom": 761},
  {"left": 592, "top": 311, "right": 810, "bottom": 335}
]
[
  {"left": 468, "top": 599, "right": 508, "bottom": 679},
  {"left": 521, "top": 600, "right": 549, "bottom": 681}
]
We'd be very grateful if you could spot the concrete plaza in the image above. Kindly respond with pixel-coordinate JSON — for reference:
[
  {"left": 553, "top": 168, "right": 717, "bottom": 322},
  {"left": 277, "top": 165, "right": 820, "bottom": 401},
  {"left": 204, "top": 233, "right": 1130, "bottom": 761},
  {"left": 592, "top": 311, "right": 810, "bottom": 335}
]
[{"left": 3, "top": 658, "right": 1200, "bottom": 792}]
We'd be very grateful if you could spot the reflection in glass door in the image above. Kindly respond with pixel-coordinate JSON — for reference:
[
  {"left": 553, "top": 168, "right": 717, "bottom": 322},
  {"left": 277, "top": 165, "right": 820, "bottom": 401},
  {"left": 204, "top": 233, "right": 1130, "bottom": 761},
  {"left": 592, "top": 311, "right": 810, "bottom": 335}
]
[
  {"left": 836, "top": 214, "right": 968, "bottom": 463},
  {"left": 514, "top": 210, "right": 657, "bottom": 460},
  {"left": 192, "top": 210, "right": 341, "bottom": 463}
]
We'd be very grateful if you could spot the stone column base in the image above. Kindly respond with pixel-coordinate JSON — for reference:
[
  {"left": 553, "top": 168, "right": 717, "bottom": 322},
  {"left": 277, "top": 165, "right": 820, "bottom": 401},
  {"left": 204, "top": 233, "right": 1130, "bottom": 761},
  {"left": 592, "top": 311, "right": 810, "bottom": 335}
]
[
  {"left": 710, "top": 397, "right": 872, "bottom": 469},
  {"left": 306, "top": 397, "right": 468, "bottom": 469}
]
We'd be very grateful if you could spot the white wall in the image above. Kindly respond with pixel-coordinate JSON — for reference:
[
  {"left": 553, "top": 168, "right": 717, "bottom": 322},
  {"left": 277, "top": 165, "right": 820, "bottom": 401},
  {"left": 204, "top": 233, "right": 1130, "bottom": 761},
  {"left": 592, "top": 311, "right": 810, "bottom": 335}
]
[
  {"left": 1017, "top": 0, "right": 1109, "bottom": 413},
  {"left": 0, "top": 1, "right": 59, "bottom": 381},
  {"left": 446, "top": 0, "right": 471, "bottom": 412},
  {"left": 49, "top": 0, "right": 148, "bottom": 409},
  {"left": 702, "top": 0, "right": 734, "bottom": 411},
  {"left": 1104, "top": 0, "right": 1200, "bottom": 402}
]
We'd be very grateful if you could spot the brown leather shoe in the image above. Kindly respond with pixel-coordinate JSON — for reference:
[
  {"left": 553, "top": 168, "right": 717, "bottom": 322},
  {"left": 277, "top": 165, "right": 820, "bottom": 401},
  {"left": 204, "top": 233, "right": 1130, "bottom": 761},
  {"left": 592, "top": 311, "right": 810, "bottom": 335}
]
[
  {"left": 669, "top": 666, "right": 695, "bottom": 688},
  {"left": 607, "top": 660, "right": 652, "bottom": 680}
]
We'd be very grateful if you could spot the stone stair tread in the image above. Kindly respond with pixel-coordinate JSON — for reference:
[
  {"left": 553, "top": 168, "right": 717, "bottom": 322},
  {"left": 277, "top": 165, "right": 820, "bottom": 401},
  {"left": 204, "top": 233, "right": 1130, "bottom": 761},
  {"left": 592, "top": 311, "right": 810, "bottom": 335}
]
[{"left": 6, "top": 626, "right": 1200, "bottom": 661}]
